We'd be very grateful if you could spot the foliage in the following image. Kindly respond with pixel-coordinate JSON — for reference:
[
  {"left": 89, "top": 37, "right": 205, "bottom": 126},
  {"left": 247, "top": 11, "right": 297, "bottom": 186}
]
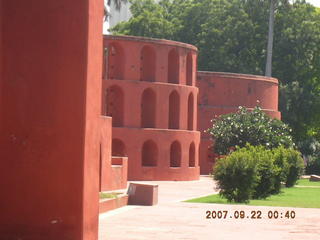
[
  {"left": 273, "top": 146, "right": 305, "bottom": 187},
  {"left": 272, "top": 145, "right": 289, "bottom": 193},
  {"left": 297, "top": 137, "right": 320, "bottom": 175},
  {"left": 104, "top": 0, "right": 128, "bottom": 19},
  {"left": 251, "top": 146, "right": 277, "bottom": 199},
  {"left": 214, "top": 145, "right": 304, "bottom": 203},
  {"left": 213, "top": 146, "right": 258, "bottom": 203},
  {"left": 305, "top": 155, "right": 320, "bottom": 175},
  {"left": 111, "top": 0, "right": 175, "bottom": 39},
  {"left": 207, "top": 106, "right": 293, "bottom": 155},
  {"left": 111, "top": 0, "right": 320, "bottom": 144},
  {"left": 283, "top": 148, "right": 305, "bottom": 187}
]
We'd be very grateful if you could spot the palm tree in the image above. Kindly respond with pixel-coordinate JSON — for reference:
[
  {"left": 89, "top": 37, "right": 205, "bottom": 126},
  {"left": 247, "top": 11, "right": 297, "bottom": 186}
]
[{"left": 265, "top": 0, "right": 275, "bottom": 77}]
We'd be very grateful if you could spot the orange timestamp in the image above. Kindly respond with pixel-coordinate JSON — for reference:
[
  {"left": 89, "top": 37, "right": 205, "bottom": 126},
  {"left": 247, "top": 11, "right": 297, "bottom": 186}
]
[{"left": 206, "top": 210, "right": 296, "bottom": 219}]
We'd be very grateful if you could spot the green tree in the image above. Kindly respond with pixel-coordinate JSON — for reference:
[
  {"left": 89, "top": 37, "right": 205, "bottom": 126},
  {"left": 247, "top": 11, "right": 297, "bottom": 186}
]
[
  {"left": 111, "top": 0, "right": 320, "bottom": 143},
  {"left": 111, "top": 0, "right": 175, "bottom": 39},
  {"left": 207, "top": 106, "right": 294, "bottom": 155}
]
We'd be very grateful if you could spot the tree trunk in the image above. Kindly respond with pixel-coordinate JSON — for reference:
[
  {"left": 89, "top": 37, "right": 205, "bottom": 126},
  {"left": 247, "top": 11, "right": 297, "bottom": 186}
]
[{"left": 265, "top": 0, "right": 275, "bottom": 77}]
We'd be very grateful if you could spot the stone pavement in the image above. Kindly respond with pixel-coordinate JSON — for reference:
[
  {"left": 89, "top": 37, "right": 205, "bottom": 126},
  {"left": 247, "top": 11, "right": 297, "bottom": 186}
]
[{"left": 98, "top": 176, "right": 320, "bottom": 240}]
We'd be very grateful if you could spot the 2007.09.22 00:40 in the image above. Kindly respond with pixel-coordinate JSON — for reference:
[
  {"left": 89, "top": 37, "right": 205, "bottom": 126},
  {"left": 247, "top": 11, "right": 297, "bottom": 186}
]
[{"left": 206, "top": 210, "right": 296, "bottom": 219}]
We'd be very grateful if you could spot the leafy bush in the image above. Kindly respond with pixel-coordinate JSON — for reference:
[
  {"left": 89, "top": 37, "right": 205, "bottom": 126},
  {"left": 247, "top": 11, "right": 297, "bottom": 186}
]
[
  {"left": 251, "top": 146, "right": 276, "bottom": 199},
  {"left": 207, "top": 106, "right": 294, "bottom": 155},
  {"left": 284, "top": 148, "right": 305, "bottom": 187},
  {"left": 213, "top": 146, "right": 258, "bottom": 203},
  {"left": 214, "top": 145, "right": 304, "bottom": 202},
  {"left": 272, "top": 146, "right": 289, "bottom": 194}
]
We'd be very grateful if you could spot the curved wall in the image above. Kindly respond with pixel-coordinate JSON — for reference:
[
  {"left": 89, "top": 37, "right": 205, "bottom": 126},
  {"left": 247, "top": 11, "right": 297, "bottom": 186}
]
[
  {"left": 103, "top": 35, "right": 200, "bottom": 181},
  {"left": 197, "top": 71, "right": 281, "bottom": 174}
]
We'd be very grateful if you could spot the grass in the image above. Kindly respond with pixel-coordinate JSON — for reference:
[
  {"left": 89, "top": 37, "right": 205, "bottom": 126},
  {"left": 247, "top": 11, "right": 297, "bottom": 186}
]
[
  {"left": 186, "top": 179, "right": 320, "bottom": 208},
  {"left": 296, "top": 178, "right": 320, "bottom": 187},
  {"left": 99, "top": 192, "right": 121, "bottom": 199}
]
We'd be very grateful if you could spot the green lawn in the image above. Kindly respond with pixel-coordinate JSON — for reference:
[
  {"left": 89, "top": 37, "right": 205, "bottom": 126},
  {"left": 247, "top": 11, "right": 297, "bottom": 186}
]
[
  {"left": 296, "top": 178, "right": 320, "bottom": 187},
  {"left": 99, "top": 192, "right": 121, "bottom": 199},
  {"left": 186, "top": 179, "right": 320, "bottom": 208}
]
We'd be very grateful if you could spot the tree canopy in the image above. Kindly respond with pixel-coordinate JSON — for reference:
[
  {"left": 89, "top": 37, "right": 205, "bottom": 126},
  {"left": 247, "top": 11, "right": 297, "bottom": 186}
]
[{"left": 111, "top": 0, "right": 320, "bottom": 144}]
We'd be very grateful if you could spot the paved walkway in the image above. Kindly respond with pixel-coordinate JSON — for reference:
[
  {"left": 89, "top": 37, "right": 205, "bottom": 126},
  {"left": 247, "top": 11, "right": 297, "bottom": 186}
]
[{"left": 99, "top": 176, "right": 320, "bottom": 240}]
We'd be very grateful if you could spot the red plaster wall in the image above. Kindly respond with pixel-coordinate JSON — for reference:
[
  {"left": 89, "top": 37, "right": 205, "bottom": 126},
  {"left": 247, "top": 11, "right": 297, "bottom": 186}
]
[
  {"left": 197, "top": 71, "right": 281, "bottom": 174},
  {"left": 103, "top": 35, "right": 200, "bottom": 181},
  {"left": 110, "top": 157, "right": 128, "bottom": 190},
  {"left": 100, "top": 117, "right": 127, "bottom": 191},
  {"left": 113, "top": 128, "right": 200, "bottom": 181},
  {"left": 0, "top": 1, "right": 103, "bottom": 239}
]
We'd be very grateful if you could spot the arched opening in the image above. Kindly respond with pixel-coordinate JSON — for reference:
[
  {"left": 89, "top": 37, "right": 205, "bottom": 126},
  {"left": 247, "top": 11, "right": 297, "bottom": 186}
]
[
  {"left": 189, "top": 142, "right": 196, "bottom": 167},
  {"left": 108, "top": 43, "right": 124, "bottom": 80},
  {"left": 142, "top": 140, "right": 158, "bottom": 167},
  {"left": 112, "top": 139, "right": 126, "bottom": 156},
  {"left": 106, "top": 85, "right": 124, "bottom": 127},
  {"left": 168, "top": 90, "right": 180, "bottom": 129},
  {"left": 186, "top": 53, "right": 193, "bottom": 86},
  {"left": 168, "top": 49, "right": 179, "bottom": 84},
  {"left": 187, "top": 93, "right": 194, "bottom": 130},
  {"left": 170, "top": 141, "right": 181, "bottom": 167},
  {"left": 141, "top": 88, "right": 156, "bottom": 128},
  {"left": 141, "top": 46, "right": 156, "bottom": 82}
]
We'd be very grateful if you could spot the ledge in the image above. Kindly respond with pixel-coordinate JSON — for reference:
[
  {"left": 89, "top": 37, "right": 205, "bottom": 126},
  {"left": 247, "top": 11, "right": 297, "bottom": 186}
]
[
  {"left": 104, "top": 34, "right": 198, "bottom": 52},
  {"left": 198, "top": 71, "right": 278, "bottom": 84},
  {"left": 104, "top": 78, "right": 199, "bottom": 90}
]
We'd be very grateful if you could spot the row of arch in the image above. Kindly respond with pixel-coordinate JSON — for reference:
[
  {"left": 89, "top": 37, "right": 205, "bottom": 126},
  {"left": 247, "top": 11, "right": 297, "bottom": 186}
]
[
  {"left": 107, "top": 43, "right": 194, "bottom": 86},
  {"left": 106, "top": 85, "right": 195, "bottom": 130},
  {"left": 112, "top": 139, "right": 196, "bottom": 168}
]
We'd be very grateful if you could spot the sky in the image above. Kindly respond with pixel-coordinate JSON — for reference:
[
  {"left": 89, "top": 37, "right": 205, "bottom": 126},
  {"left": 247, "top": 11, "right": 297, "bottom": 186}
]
[{"left": 306, "top": 0, "right": 320, "bottom": 7}]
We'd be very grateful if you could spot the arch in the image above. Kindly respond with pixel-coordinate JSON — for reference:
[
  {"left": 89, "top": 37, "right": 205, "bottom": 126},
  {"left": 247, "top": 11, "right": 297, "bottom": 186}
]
[
  {"left": 141, "top": 88, "right": 156, "bottom": 128},
  {"left": 108, "top": 43, "right": 124, "bottom": 80},
  {"left": 189, "top": 142, "right": 196, "bottom": 167},
  {"left": 106, "top": 85, "right": 124, "bottom": 127},
  {"left": 112, "top": 139, "right": 126, "bottom": 156},
  {"left": 142, "top": 140, "right": 158, "bottom": 167},
  {"left": 168, "top": 49, "right": 179, "bottom": 84},
  {"left": 186, "top": 53, "right": 193, "bottom": 86},
  {"left": 170, "top": 141, "right": 181, "bottom": 167},
  {"left": 141, "top": 45, "right": 156, "bottom": 82},
  {"left": 168, "top": 90, "right": 180, "bottom": 129},
  {"left": 187, "top": 93, "right": 194, "bottom": 130}
]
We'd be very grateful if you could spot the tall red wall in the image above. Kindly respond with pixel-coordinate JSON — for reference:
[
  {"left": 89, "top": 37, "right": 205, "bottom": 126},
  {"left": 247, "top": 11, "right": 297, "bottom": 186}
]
[
  {"left": 197, "top": 71, "right": 281, "bottom": 174},
  {"left": 103, "top": 35, "right": 200, "bottom": 181},
  {"left": 0, "top": 1, "right": 103, "bottom": 239},
  {"left": 100, "top": 116, "right": 128, "bottom": 191},
  {"left": 0, "top": 0, "right": 2, "bottom": 122}
]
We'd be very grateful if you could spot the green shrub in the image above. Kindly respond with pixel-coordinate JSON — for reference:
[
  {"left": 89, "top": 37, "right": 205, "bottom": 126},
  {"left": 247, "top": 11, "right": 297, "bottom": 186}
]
[
  {"left": 213, "top": 147, "right": 258, "bottom": 203},
  {"left": 207, "top": 106, "right": 294, "bottom": 155},
  {"left": 213, "top": 145, "right": 304, "bottom": 202},
  {"left": 284, "top": 148, "right": 305, "bottom": 187},
  {"left": 272, "top": 146, "right": 289, "bottom": 194},
  {"left": 252, "top": 147, "right": 276, "bottom": 199}
]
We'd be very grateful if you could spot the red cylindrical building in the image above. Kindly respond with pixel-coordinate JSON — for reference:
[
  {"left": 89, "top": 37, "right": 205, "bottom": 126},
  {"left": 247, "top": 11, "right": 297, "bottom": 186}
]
[
  {"left": 103, "top": 35, "right": 200, "bottom": 181},
  {"left": 197, "top": 71, "right": 281, "bottom": 174}
]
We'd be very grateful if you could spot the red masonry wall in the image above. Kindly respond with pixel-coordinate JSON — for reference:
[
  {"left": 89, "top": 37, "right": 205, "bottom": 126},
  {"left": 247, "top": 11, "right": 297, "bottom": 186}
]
[
  {"left": 197, "top": 71, "right": 281, "bottom": 175},
  {"left": 103, "top": 35, "right": 200, "bottom": 181},
  {"left": 0, "top": 1, "right": 104, "bottom": 239},
  {"left": 100, "top": 116, "right": 128, "bottom": 191}
]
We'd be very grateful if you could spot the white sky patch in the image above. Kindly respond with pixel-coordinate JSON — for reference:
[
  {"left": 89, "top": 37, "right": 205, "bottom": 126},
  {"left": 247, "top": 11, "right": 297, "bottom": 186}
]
[{"left": 305, "top": 0, "right": 320, "bottom": 7}]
